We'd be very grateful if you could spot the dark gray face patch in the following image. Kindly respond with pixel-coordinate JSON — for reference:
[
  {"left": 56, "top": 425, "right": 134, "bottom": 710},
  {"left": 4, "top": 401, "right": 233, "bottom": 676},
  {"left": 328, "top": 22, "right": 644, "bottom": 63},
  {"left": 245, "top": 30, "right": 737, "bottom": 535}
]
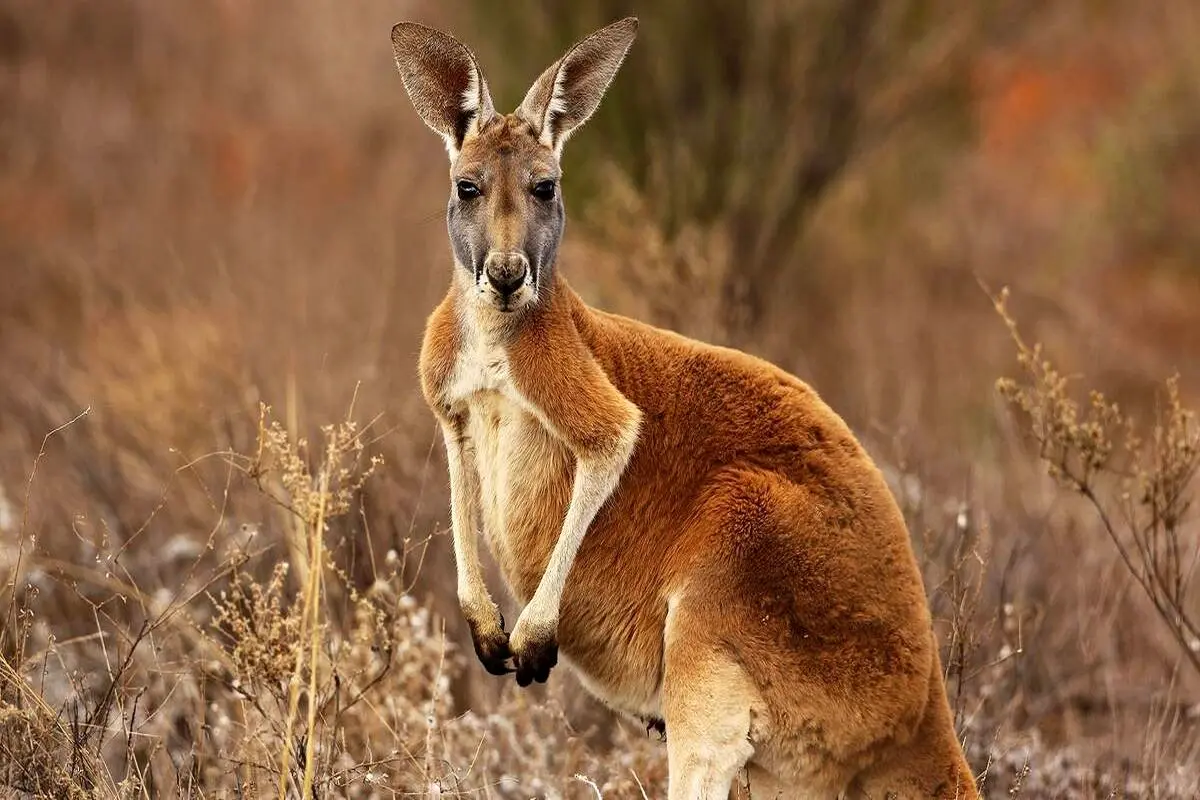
[
  {"left": 523, "top": 190, "right": 564, "bottom": 290},
  {"left": 446, "top": 116, "right": 564, "bottom": 296},
  {"left": 447, "top": 199, "right": 481, "bottom": 281}
]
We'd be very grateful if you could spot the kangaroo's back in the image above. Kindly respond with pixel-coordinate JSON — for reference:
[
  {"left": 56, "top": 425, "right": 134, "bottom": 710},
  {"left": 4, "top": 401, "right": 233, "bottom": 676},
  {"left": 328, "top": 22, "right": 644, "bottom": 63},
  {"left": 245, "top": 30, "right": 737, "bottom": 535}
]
[{"left": 391, "top": 16, "right": 979, "bottom": 799}]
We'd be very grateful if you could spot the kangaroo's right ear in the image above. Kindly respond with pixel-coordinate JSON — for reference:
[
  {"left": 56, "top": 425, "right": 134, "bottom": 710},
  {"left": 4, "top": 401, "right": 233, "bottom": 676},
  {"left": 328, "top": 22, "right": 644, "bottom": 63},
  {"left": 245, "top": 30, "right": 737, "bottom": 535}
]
[{"left": 390, "top": 21, "right": 495, "bottom": 160}]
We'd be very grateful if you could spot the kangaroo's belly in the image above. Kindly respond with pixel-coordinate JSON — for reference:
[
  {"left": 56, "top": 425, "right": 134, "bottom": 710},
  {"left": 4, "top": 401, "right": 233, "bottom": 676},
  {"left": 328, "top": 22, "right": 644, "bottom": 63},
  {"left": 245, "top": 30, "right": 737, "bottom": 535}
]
[{"left": 465, "top": 390, "right": 666, "bottom": 719}]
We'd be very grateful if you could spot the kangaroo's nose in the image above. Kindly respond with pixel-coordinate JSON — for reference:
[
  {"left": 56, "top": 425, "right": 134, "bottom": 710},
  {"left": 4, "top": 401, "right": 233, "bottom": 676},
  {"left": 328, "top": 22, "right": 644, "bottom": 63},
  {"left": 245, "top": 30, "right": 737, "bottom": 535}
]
[{"left": 484, "top": 252, "right": 529, "bottom": 297}]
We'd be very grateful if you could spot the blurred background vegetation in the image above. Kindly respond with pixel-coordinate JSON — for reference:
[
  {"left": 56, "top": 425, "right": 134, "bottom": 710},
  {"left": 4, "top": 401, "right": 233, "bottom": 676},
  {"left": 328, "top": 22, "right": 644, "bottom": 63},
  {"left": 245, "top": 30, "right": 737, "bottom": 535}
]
[{"left": 0, "top": 0, "right": 1198, "bottom": 796}]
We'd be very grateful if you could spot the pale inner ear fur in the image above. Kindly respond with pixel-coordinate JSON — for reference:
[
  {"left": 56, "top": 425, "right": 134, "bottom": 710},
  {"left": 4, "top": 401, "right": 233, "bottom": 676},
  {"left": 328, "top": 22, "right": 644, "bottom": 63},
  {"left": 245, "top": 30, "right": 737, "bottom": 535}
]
[
  {"left": 516, "top": 17, "right": 638, "bottom": 156},
  {"left": 454, "top": 68, "right": 494, "bottom": 157}
]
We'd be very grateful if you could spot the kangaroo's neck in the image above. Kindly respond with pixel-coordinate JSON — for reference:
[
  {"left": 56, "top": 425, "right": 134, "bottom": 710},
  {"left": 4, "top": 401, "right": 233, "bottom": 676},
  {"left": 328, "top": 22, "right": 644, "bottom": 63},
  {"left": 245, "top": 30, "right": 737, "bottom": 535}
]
[{"left": 451, "top": 271, "right": 593, "bottom": 352}]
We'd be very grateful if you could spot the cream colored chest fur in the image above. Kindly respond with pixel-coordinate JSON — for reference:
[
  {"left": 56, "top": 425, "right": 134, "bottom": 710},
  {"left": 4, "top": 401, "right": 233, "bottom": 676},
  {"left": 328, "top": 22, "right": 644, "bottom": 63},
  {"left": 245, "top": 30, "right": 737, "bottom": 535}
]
[
  {"left": 445, "top": 326, "right": 570, "bottom": 599},
  {"left": 443, "top": 316, "right": 661, "bottom": 722}
]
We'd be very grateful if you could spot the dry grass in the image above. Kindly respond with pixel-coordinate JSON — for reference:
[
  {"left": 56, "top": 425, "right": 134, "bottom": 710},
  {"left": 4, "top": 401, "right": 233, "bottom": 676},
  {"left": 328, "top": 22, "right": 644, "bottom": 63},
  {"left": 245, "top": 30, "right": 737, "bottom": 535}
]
[
  {"left": 1, "top": 403, "right": 669, "bottom": 798},
  {"left": 1, "top": 0, "right": 1199, "bottom": 797},
  {"left": 993, "top": 286, "right": 1200, "bottom": 680}
]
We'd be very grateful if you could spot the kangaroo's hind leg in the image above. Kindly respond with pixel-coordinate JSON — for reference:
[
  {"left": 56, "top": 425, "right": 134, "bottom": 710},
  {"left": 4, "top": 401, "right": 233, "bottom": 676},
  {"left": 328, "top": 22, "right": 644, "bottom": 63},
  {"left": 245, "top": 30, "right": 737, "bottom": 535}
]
[
  {"left": 661, "top": 593, "right": 758, "bottom": 800},
  {"left": 847, "top": 652, "right": 980, "bottom": 799}
]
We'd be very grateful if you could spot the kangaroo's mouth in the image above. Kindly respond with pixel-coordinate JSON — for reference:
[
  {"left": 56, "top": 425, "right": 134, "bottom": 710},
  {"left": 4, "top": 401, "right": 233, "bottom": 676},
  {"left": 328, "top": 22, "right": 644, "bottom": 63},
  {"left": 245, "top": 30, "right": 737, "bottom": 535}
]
[
  {"left": 481, "top": 292, "right": 528, "bottom": 315},
  {"left": 480, "top": 281, "right": 536, "bottom": 315}
]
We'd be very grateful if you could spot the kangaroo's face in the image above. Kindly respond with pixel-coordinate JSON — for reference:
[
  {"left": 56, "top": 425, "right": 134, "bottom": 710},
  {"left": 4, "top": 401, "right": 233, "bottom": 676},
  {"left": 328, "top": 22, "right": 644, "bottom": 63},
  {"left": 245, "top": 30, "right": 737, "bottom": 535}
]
[
  {"left": 390, "top": 18, "right": 638, "bottom": 316},
  {"left": 448, "top": 117, "right": 562, "bottom": 314}
]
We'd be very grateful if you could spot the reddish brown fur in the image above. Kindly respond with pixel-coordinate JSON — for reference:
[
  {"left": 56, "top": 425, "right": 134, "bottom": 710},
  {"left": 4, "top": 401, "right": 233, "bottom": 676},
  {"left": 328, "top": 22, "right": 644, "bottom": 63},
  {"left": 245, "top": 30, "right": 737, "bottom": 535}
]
[
  {"left": 419, "top": 243, "right": 977, "bottom": 797},
  {"left": 396, "top": 18, "right": 979, "bottom": 799}
]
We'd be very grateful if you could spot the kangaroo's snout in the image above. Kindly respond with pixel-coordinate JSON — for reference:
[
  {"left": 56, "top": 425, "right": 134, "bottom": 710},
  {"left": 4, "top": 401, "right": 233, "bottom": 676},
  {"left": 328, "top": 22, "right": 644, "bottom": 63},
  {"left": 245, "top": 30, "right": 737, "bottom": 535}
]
[{"left": 484, "top": 252, "right": 530, "bottom": 298}]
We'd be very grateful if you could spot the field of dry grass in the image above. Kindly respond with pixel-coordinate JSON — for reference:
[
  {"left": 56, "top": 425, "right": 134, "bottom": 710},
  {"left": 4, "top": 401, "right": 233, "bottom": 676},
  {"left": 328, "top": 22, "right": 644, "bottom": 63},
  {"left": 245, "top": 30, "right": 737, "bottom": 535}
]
[{"left": 1, "top": 1, "right": 1198, "bottom": 797}]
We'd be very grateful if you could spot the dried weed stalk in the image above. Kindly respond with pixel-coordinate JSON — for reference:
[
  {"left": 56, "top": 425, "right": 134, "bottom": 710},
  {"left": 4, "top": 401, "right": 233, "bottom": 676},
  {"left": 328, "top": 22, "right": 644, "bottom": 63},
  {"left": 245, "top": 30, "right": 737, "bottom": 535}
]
[
  {"left": 991, "top": 286, "right": 1200, "bottom": 678},
  {"left": 233, "top": 402, "right": 384, "bottom": 798}
]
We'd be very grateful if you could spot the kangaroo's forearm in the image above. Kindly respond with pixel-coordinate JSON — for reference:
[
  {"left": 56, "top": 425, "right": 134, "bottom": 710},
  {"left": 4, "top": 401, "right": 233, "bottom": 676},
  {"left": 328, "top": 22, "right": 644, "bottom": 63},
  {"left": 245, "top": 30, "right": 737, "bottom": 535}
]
[
  {"left": 526, "top": 427, "right": 638, "bottom": 621},
  {"left": 441, "top": 421, "right": 491, "bottom": 613},
  {"left": 511, "top": 343, "right": 642, "bottom": 623}
]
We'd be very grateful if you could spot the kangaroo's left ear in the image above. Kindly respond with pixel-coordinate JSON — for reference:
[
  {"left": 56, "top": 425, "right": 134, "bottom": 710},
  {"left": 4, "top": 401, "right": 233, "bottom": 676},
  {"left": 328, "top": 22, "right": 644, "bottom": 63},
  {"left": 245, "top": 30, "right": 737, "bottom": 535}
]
[{"left": 516, "top": 17, "right": 638, "bottom": 158}]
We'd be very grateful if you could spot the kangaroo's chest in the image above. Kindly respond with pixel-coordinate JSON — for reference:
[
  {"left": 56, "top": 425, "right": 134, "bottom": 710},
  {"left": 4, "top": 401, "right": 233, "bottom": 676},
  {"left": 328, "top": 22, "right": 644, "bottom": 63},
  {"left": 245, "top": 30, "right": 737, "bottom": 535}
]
[
  {"left": 442, "top": 321, "right": 664, "bottom": 722},
  {"left": 448, "top": 335, "right": 573, "bottom": 601}
]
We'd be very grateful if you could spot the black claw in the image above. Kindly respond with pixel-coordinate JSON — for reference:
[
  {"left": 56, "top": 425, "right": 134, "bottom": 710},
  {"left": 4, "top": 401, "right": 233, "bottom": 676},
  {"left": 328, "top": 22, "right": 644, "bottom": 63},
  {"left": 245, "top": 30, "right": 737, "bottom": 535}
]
[
  {"left": 482, "top": 653, "right": 514, "bottom": 676},
  {"left": 646, "top": 716, "right": 667, "bottom": 742},
  {"left": 467, "top": 614, "right": 513, "bottom": 676},
  {"left": 513, "top": 634, "right": 558, "bottom": 688}
]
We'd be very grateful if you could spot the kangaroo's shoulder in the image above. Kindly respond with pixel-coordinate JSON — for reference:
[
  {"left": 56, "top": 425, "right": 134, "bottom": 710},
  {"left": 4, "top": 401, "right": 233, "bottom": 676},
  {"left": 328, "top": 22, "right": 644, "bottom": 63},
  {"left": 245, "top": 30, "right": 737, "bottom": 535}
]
[
  {"left": 567, "top": 290, "right": 870, "bottom": 459},
  {"left": 570, "top": 291, "right": 820, "bottom": 405},
  {"left": 417, "top": 290, "right": 463, "bottom": 417}
]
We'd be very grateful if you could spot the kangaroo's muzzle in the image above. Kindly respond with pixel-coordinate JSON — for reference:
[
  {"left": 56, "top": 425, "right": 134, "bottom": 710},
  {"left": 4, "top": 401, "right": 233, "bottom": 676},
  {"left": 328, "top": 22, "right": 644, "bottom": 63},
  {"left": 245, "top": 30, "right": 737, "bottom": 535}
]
[{"left": 484, "top": 251, "right": 531, "bottom": 300}]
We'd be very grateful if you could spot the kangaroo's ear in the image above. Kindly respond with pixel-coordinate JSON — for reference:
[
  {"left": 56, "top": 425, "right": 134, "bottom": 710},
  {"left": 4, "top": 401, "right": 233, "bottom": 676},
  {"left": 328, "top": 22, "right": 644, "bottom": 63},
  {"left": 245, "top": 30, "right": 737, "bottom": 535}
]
[
  {"left": 516, "top": 17, "right": 638, "bottom": 157},
  {"left": 390, "top": 21, "right": 495, "bottom": 160}
]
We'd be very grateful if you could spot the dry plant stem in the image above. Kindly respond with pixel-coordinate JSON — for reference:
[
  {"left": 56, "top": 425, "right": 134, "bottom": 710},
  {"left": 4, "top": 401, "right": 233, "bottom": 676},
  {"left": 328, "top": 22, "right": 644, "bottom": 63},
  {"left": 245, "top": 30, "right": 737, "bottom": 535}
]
[
  {"left": 278, "top": 622, "right": 306, "bottom": 800},
  {"left": 250, "top": 396, "right": 380, "bottom": 800},
  {"left": 275, "top": 468, "right": 330, "bottom": 800},
  {"left": 300, "top": 463, "right": 329, "bottom": 800},
  {"left": 5, "top": 407, "right": 90, "bottom": 653},
  {"left": 424, "top": 624, "right": 447, "bottom": 794},
  {"left": 285, "top": 373, "right": 311, "bottom": 596},
  {"left": 989, "top": 282, "right": 1200, "bottom": 678}
]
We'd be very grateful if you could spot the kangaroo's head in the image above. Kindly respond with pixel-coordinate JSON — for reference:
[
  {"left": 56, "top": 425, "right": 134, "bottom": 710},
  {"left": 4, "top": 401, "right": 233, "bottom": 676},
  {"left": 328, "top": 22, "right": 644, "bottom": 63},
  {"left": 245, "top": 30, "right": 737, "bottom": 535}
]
[{"left": 391, "top": 18, "right": 637, "bottom": 315}]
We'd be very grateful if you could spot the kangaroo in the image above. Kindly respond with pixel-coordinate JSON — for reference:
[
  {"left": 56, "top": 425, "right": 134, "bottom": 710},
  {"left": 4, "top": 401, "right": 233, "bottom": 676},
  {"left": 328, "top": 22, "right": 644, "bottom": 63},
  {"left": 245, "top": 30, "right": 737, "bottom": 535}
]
[{"left": 390, "top": 16, "right": 979, "bottom": 800}]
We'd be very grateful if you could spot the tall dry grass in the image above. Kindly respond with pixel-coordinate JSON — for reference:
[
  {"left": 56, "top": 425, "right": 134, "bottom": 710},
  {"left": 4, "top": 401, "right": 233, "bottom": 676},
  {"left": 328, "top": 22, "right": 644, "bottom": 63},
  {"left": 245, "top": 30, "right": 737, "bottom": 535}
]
[{"left": 1, "top": 0, "right": 1199, "bottom": 796}]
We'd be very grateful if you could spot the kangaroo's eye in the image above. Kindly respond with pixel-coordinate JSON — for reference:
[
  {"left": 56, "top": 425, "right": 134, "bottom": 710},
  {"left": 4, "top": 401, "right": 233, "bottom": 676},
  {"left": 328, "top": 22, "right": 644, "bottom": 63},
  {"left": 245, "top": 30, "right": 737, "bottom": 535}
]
[
  {"left": 456, "top": 180, "right": 481, "bottom": 200},
  {"left": 531, "top": 179, "right": 556, "bottom": 201}
]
